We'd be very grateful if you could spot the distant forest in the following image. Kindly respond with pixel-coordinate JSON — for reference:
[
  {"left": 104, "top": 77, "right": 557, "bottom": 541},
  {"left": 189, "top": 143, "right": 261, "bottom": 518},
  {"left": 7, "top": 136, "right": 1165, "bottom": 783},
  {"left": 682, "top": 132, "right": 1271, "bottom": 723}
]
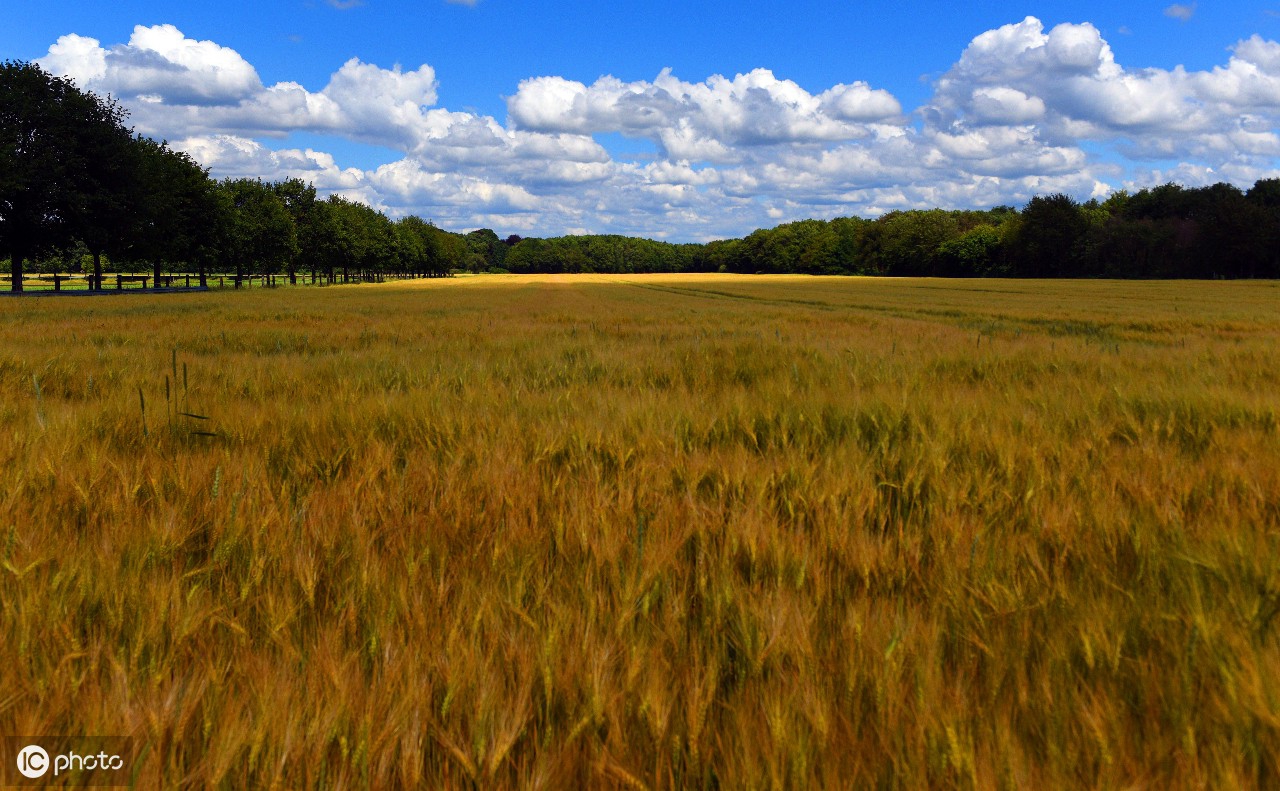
[
  {"left": 504, "top": 181, "right": 1280, "bottom": 279},
  {"left": 5, "top": 59, "right": 1280, "bottom": 290}
]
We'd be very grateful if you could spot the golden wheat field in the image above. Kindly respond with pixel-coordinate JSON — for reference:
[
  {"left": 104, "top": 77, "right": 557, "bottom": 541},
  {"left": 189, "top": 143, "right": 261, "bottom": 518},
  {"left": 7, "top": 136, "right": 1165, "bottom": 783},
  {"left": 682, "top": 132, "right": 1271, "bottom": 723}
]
[{"left": 1, "top": 273, "right": 1279, "bottom": 789}]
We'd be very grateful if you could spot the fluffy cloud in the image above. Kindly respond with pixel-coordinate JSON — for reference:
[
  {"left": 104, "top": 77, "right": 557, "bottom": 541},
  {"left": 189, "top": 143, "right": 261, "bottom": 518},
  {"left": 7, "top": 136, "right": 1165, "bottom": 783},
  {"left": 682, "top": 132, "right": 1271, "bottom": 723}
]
[
  {"left": 40, "top": 27, "right": 440, "bottom": 146},
  {"left": 320, "top": 58, "right": 438, "bottom": 145},
  {"left": 926, "top": 16, "right": 1280, "bottom": 156},
  {"left": 177, "top": 135, "right": 367, "bottom": 192},
  {"left": 33, "top": 19, "right": 1280, "bottom": 240},
  {"left": 891, "top": 14, "right": 1280, "bottom": 214},
  {"left": 42, "top": 25, "right": 261, "bottom": 105},
  {"left": 507, "top": 68, "right": 902, "bottom": 160},
  {"left": 968, "top": 87, "right": 1046, "bottom": 124}
]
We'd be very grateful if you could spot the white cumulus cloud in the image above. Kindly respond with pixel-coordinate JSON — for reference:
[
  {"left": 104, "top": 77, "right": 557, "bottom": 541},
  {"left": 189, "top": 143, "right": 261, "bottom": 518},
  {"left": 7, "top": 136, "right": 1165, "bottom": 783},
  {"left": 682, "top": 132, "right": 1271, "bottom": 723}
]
[
  {"left": 507, "top": 68, "right": 902, "bottom": 160},
  {"left": 42, "top": 25, "right": 261, "bottom": 106}
]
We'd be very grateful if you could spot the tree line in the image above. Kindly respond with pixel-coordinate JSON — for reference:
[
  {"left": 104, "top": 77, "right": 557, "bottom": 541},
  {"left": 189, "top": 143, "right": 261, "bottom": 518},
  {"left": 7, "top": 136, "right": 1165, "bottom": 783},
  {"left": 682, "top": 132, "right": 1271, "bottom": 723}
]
[
  {"left": 6, "top": 58, "right": 1280, "bottom": 288},
  {"left": 1, "top": 60, "right": 465, "bottom": 291},
  {"left": 502, "top": 185, "right": 1280, "bottom": 279}
]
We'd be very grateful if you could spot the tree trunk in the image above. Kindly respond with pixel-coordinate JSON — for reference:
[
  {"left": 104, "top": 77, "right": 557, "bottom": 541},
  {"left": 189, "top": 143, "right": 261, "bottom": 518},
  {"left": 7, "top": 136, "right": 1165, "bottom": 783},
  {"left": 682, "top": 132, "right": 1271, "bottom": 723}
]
[
  {"left": 10, "top": 251, "right": 23, "bottom": 292},
  {"left": 92, "top": 250, "right": 103, "bottom": 291}
]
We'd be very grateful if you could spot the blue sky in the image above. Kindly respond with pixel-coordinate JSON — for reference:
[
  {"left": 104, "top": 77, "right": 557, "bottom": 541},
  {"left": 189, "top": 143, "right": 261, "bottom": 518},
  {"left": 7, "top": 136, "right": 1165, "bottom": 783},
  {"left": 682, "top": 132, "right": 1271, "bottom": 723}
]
[{"left": 5, "top": 1, "right": 1280, "bottom": 239}]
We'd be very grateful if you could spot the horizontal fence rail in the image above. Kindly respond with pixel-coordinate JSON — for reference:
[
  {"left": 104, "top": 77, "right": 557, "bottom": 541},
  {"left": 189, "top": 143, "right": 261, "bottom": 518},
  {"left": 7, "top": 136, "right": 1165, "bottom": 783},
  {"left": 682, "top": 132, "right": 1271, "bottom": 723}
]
[{"left": 4, "top": 270, "right": 451, "bottom": 293}]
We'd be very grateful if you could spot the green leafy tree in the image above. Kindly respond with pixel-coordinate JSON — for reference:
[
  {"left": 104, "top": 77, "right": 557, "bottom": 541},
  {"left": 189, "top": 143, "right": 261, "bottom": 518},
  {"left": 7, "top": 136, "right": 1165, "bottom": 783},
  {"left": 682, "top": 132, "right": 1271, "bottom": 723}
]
[
  {"left": 272, "top": 178, "right": 322, "bottom": 285},
  {"left": 72, "top": 121, "right": 137, "bottom": 290},
  {"left": 938, "top": 225, "right": 1003, "bottom": 276},
  {"left": 465, "top": 228, "right": 506, "bottom": 272},
  {"left": 395, "top": 216, "right": 428, "bottom": 277},
  {"left": 827, "top": 216, "right": 873, "bottom": 274},
  {"left": 218, "top": 178, "right": 297, "bottom": 286},
  {"left": 396, "top": 216, "right": 458, "bottom": 277},
  {"left": 433, "top": 227, "right": 469, "bottom": 273},
  {"left": 1185, "top": 183, "right": 1268, "bottom": 279},
  {"left": 323, "top": 196, "right": 403, "bottom": 281},
  {"left": 324, "top": 196, "right": 364, "bottom": 282},
  {"left": 116, "top": 138, "right": 222, "bottom": 287},
  {"left": 0, "top": 60, "right": 131, "bottom": 290},
  {"left": 1009, "top": 194, "right": 1087, "bottom": 277},
  {"left": 875, "top": 209, "right": 960, "bottom": 276},
  {"left": 1247, "top": 179, "right": 1280, "bottom": 278}
]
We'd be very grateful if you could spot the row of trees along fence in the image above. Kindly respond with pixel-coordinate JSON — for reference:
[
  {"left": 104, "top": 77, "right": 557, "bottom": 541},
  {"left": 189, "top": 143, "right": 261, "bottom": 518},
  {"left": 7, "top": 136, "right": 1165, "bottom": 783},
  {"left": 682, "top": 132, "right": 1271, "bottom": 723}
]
[{"left": 1, "top": 60, "right": 465, "bottom": 292}]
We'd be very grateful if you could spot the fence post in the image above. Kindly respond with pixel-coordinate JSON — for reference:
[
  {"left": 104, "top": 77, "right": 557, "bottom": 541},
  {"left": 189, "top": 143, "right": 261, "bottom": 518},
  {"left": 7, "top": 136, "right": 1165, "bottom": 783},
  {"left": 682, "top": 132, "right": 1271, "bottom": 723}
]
[
  {"left": 53, "top": 273, "right": 61, "bottom": 292},
  {"left": 117, "top": 274, "right": 122, "bottom": 290}
]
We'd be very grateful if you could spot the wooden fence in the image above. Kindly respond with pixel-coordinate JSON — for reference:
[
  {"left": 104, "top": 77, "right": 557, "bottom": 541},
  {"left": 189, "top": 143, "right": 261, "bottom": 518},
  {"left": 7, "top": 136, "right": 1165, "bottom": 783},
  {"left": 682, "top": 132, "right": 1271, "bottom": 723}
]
[{"left": 5, "top": 270, "right": 450, "bottom": 293}]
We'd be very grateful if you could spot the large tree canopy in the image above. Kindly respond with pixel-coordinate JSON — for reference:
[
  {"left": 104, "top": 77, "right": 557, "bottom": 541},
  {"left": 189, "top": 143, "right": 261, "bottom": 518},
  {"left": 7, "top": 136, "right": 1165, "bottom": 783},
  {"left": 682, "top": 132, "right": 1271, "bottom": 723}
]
[
  {"left": 0, "top": 60, "right": 130, "bottom": 291},
  {"left": 219, "top": 178, "right": 298, "bottom": 284}
]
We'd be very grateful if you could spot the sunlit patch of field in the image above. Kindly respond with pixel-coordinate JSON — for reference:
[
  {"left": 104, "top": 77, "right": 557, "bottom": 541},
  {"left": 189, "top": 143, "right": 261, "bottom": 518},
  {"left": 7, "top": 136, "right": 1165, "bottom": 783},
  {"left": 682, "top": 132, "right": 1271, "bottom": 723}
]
[{"left": 2, "top": 274, "right": 1279, "bottom": 788}]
